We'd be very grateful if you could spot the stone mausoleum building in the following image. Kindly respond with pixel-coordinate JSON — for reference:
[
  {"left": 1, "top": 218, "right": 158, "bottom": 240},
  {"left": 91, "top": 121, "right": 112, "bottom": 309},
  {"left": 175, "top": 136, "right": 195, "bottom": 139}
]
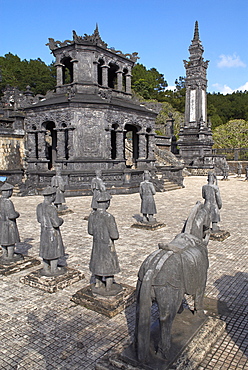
[
  {"left": 22, "top": 27, "right": 163, "bottom": 193},
  {"left": 0, "top": 26, "right": 181, "bottom": 194}
]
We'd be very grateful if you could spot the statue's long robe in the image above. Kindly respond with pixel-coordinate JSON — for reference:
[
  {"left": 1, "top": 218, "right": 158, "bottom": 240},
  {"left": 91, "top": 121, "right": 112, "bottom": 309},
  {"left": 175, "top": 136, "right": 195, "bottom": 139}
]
[
  {"left": 37, "top": 202, "right": 64, "bottom": 260},
  {"left": 140, "top": 180, "right": 157, "bottom": 215},
  {"left": 202, "top": 184, "right": 222, "bottom": 222},
  {"left": 0, "top": 198, "right": 20, "bottom": 246},
  {"left": 88, "top": 210, "right": 120, "bottom": 276}
]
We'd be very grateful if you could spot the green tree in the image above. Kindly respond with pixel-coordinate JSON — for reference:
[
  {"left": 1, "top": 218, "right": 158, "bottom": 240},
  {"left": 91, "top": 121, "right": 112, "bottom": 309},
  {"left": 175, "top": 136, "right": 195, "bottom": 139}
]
[
  {"left": 0, "top": 53, "right": 56, "bottom": 96},
  {"left": 163, "top": 76, "right": 186, "bottom": 113},
  {"left": 207, "top": 91, "right": 248, "bottom": 128},
  {"left": 132, "top": 63, "right": 168, "bottom": 100},
  {"left": 213, "top": 119, "right": 248, "bottom": 148}
]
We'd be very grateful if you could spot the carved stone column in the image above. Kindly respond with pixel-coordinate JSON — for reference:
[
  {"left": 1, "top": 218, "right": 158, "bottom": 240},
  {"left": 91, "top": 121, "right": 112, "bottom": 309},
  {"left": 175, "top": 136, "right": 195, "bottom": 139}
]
[
  {"left": 67, "top": 127, "right": 75, "bottom": 158},
  {"left": 125, "top": 73, "right": 132, "bottom": 94},
  {"left": 55, "top": 63, "right": 64, "bottom": 86},
  {"left": 37, "top": 130, "right": 47, "bottom": 159},
  {"left": 147, "top": 133, "right": 156, "bottom": 160},
  {"left": 56, "top": 129, "right": 66, "bottom": 159},
  {"left": 93, "top": 61, "right": 99, "bottom": 84},
  {"left": 101, "top": 65, "right": 109, "bottom": 87},
  {"left": 71, "top": 59, "right": 78, "bottom": 83},
  {"left": 27, "top": 131, "right": 37, "bottom": 158},
  {"left": 116, "top": 70, "right": 123, "bottom": 91},
  {"left": 115, "top": 130, "right": 124, "bottom": 160},
  {"left": 138, "top": 132, "right": 146, "bottom": 159}
]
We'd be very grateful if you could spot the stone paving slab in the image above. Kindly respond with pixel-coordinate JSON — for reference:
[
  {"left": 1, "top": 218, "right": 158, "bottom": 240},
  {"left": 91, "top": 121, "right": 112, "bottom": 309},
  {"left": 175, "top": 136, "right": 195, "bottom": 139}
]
[{"left": 0, "top": 176, "right": 247, "bottom": 369}]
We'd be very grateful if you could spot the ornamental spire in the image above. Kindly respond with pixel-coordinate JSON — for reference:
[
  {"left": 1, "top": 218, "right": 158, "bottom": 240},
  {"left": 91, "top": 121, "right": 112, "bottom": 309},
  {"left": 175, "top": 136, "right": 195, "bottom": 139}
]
[{"left": 193, "top": 21, "right": 199, "bottom": 41}]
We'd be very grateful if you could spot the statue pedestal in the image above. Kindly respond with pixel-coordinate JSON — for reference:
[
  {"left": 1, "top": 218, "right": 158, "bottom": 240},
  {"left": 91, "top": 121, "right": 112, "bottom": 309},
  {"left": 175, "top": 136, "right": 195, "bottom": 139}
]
[
  {"left": 0, "top": 255, "right": 41, "bottom": 276},
  {"left": 20, "top": 267, "right": 84, "bottom": 293},
  {"left": 210, "top": 230, "right": 230, "bottom": 241},
  {"left": 96, "top": 310, "right": 226, "bottom": 370},
  {"left": 71, "top": 283, "right": 136, "bottom": 318},
  {"left": 131, "top": 221, "right": 166, "bottom": 231}
]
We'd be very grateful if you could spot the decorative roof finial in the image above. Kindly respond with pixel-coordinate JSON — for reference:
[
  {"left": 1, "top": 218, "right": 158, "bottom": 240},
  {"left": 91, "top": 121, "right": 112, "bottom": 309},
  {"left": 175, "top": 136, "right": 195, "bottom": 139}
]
[
  {"left": 95, "top": 23, "right": 99, "bottom": 32},
  {"left": 193, "top": 21, "right": 200, "bottom": 41}
]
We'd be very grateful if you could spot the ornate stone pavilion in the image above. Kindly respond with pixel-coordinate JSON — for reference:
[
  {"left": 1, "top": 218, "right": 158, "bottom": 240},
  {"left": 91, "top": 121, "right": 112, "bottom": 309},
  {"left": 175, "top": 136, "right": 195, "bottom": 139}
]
[
  {"left": 178, "top": 21, "right": 214, "bottom": 167},
  {"left": 23, "top": 26, "right": 163, "bottom": 194}
]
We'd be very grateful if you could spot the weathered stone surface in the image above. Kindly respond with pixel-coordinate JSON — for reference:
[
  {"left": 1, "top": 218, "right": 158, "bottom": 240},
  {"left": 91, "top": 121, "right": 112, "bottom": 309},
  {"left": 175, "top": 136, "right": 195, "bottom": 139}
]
[
  {"left": 96, "top": 312, "right": 226, "bottom": 370},
  {"left": 0, "top": 255, "right": 40, "bottom": 276},
  {"left": 71, "top": 283, "right": 135, "bottom": 317},
  {"left": 57, "top": 208, "right": 74, "bottom": 216},
  {"left": 0, "top": 177, "right": 246, "bottom": 369},
  {"left": 131, "top": 221, "right": 166, "bottom": 231},
  {"left": 210, "top": 230, "right": 230, "bottom": 241},
  {"left": 20, "top": 267, "right": 84, "bottom": 293}
]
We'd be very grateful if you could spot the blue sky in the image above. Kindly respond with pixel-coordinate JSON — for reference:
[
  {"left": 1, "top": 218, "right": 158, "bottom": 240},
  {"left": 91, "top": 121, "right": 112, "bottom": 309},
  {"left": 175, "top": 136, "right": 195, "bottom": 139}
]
[{"left": 0, "top": 0, "right": 247, "bottom": 94}]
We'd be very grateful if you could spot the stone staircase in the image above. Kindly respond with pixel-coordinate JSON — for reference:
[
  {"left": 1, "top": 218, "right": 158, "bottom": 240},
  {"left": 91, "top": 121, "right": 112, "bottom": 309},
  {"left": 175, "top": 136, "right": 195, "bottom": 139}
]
[
  {"left": 152, "top": 173, "right": 183, "bottom": 192},
  {"left": 162, "top": 178, "right": 183, "bottom": 191}
]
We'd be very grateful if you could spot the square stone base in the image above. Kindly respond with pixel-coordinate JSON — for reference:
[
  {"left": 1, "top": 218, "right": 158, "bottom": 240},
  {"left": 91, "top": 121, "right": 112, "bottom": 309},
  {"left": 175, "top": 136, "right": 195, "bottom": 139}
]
[
  {"left": 71, "top": 283, "right": 136, "bottom": 318},
  {"left": 0, "top": 256, "right": 41, "bottom": 276},
  {"left": 131, "top": 222, "right": 166, "bottom": 231},
  {"left": 96, "top": 311, "right": 226, "bottom": 370},
  {"left": 210, "top": 230, "right": 230, "bottom": 241},
  {"left": 20, "top": 267, "right": 84, "bottom": 293}
]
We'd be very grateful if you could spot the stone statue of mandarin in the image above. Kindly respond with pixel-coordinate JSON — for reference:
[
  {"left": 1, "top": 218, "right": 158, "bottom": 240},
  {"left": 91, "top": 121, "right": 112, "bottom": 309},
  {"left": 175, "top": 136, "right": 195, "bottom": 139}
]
[
  {"left": 91, "top": 170, "right": 106, "bottom": 210},
  {"left": 88, "top": 191, "right": 121, "bottom": 295},
  {"left": 202, "top": 171, "right": 222, "bottom": 232},
  {"left": 51, "top": 165, "right": 67, "bottom": 211},
  {"left": 0, "top": 182, "right": 21, "bottom": 261},
  {"left": 36, "top": 186, "right": 65, "bottom": 276},
  {"left": 139, "top": 170, "right": 157, "bottom": 223}
]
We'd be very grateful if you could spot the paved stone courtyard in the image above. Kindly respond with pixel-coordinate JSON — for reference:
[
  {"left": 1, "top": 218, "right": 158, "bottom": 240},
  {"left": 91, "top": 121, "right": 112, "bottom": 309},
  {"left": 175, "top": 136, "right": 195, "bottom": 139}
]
[{"left": 0, "top": 176, "right": 247, "bottom": 369}]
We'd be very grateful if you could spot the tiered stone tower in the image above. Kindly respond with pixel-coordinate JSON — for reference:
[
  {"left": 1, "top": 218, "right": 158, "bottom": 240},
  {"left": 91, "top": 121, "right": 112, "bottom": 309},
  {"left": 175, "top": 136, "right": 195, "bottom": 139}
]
[{"left": 178, "top": 21, "right": 213, "bottom": 166}]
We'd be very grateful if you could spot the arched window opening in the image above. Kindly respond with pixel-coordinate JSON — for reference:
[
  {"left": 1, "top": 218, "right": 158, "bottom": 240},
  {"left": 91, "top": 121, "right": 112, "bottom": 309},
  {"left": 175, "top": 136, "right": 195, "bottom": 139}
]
[
  {"left": 61, "top": 57, "right": 73, "bottom": 85},
  {"left": 43, "top": 121, "right": 57, "bottom": 170},
  {"left": 122, "top": 68, "right": 128, "bottom": 91},
  {"left": 124, "top": 124, "right": 139, "bottom": 168},
  {"left": 146, "top": 128, "right": 151, "bottom": 159},
  {"left": 97, "top": 59, "right": 104, "bottom": 85},
  {"left": 108, "top": 63, "right": 119, "bottom": 89},
  {"left": 111, "top": 123, "right": 118, "bottom": 159}
]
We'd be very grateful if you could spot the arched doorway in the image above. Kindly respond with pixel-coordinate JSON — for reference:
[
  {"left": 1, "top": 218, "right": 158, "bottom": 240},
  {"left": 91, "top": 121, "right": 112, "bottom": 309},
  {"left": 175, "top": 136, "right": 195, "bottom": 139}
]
[
  {"left": 43, "top": 121, "right": 57, "bottom": 170},
  {"left": 124, "top": 124, "right": 139, "bottom": 168}
]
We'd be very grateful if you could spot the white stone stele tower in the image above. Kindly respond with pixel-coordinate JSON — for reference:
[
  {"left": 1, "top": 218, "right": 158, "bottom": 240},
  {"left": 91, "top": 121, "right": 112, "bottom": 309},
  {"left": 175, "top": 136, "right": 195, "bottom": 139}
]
[{"left": 178, "top": 21, "right": 214, "bottom": 166}]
